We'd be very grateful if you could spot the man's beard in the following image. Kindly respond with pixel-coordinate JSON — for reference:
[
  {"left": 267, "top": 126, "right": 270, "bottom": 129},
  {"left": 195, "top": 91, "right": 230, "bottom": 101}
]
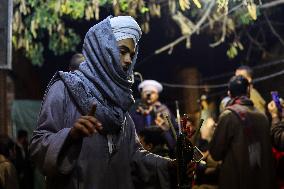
[{"left": 123, "top": 65, "right": 129, "bottom": 72}]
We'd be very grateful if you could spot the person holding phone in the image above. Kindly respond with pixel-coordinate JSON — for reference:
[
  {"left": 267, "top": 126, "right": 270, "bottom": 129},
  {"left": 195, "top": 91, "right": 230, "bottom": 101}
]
[
  {"left": 268, "top": 93, "right": 284, "bottom": 189},
  {"left": 268, "top": 97, "right": 284, "bottom": 151}
]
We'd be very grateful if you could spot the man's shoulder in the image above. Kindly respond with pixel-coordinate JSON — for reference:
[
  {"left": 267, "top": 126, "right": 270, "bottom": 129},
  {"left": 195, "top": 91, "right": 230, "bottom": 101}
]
[
  {"left": 156, "top": 102, "right": 169, "bottom": 111},
  {"left": 250, "top": 87, "right": 262, "bottom": 96},
  {"left": 43, "top": 79, "right": 69, "bottom": 104},
  {"left": 220, "top": 109, "right": 235, "bottom": 118},
  {"left": 225, "top": 104, "right": 268, "bottom": 124},
  {"left": 49, "top": 80, "right": 66, "bottom": 91},
  {"left": 250, "top": 87, "right": 266, "bottom": 102},
  {"left": 226, "top": 103, "right": 256, "bottom": 116},
  {"left": 46, "top": 80, "right": 64, "bottom": 96},
  {"left": 220, "top": 105, "right": 250, "bottom": 123}
]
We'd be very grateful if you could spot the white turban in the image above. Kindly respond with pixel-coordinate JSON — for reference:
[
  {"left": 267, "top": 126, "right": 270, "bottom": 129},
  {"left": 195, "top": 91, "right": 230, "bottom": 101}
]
[
  {"left": 110, "top": 16, "right": 142, "bottom": 46},
  {"left": 138, "top": 80, "right": 163, "bottom": 93}
]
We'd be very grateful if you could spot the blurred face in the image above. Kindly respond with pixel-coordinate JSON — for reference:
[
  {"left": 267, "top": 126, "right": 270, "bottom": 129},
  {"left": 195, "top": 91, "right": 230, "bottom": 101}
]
[
  {"left": 200, "top": 100, "right": 208, "bottom": 110},
  {"left": 138, "top": 136, "right": 153, "bottom": 151},
  {"left": 141, "top": 90, "right": 159, "bottom": 105},
  {"left": 235, "top": 69, "right": 252, "bottom": 83},
  {"left": 227, "top": 85, "right": 251, "bottom": 98},
  {"left": 118, "top": 38, "right": 135, "bottom": 72}
]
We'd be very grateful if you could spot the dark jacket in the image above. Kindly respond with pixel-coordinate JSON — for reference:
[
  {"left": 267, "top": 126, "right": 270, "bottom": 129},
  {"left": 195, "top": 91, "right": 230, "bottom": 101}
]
[
  {"left": 271, "top": 118, "right": 284, "bottom": 151},
  {"left": 209, "top": 97, "right": 275, "bottom": 189}
]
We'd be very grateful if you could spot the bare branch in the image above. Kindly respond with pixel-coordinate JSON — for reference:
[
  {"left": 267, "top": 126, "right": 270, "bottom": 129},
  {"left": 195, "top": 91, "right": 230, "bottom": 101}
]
[
  {"left": 246, "top": 39, "right": 253, "bottom": 61},
  {"left": 263, "top": 12, "right": 284, "bottom": 47},
  {"left": 155, "top": 0, "right": 215, "bottom": 54},
  {"left": 210, "top": 9, "right": 228, "bottom": 47},
  {"left": 259, "top": 0, "right": 284, "bottom": 9},
  {"left": 154, "top": 0, "right": 284, "bottom": 55},
  {"left": 246, "top": 30, "right": 266, "bottom": 52}
]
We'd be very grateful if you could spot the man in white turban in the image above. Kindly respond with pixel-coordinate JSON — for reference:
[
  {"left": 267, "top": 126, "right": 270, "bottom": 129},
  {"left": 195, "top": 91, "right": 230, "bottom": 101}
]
[
  {"left": 130, "top": 80, "right": 177, "bottom": 153},
  {"left": 30, "top": 16, "right": 189, "bottom": 189}
]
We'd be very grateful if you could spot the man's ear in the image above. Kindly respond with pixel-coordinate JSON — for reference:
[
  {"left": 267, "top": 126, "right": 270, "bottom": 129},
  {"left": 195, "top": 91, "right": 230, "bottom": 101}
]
[
  {"left": 248, "top": 77, "right": 252, "bottom": 83},
  {"left": 147, "top": 143, "right": 153, "bottom": 151},
  {"left": 227, "top": 91, "right": 231, "bottom": 97},
  {"left": 247, "top": 86, "right": 251, "bottom": 98}
]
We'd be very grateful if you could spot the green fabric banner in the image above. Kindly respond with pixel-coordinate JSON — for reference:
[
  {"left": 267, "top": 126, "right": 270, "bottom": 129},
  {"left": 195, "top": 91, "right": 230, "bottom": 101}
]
[
  {"left": 11, "top": 100, "right": 41, "bottom": 137},
  {"left": 11, "top": 100, "right": 45, "bottom": 189}
]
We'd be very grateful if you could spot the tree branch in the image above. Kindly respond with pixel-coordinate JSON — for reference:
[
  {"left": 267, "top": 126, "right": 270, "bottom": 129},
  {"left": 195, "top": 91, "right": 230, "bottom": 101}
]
[
  {"left": 155, "top": 0, "right": 215, "bottom": 54},
  {"left": 259, "top": 0, "right": 284, "bottom": 9},
  {"left": 246, "top": 30, "right": 267, "bottom": 52},
  {"left": 154, "top": 0, "right": 284, "bottom": 55},
  {"left": 263, "top": 11, "right": 284, "bottom": 47},
  {"left": 209, "top": 10, "right": 228, "bottom": 47}
]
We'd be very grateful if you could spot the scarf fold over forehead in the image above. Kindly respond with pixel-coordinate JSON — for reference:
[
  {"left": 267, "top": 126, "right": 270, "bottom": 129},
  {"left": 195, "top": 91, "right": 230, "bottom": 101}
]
[
  {"left": 110, "top": 16, "right": 142, "bottom": 46},
  {"left": 45, "top": 16, "right": 139, "bottom": 134}
]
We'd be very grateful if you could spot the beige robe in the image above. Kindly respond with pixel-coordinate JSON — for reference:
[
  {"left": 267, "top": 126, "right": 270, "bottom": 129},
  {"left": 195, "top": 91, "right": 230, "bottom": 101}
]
[
  {"left": 0, "top": 155, "right": 19, "bottom": 189},
  {"left": 250, "top": 87, "right": 266, "bottom": 114}
]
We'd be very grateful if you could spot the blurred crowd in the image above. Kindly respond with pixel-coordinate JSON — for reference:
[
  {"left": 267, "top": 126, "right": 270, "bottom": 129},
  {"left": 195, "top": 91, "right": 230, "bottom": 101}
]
[
  {"left": 0, "top": 130, "right": 33, "bottom": 189},
  {"left": 129, "top": 65, "right": 284, "bottom": 189}
]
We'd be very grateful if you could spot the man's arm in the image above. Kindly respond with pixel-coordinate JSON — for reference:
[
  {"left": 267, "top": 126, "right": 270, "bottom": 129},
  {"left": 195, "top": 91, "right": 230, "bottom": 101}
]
[
  {"left": 271, "top": 122, "right": 284, "bottom": 151},
  {"left": 209, "top": 110, "right": 235, "bottom": 161},
  {"left": 127, "top": 114, "right": 174, "bottom": 189},
  {"left": 29, "top": 81, "right": 82, "bottom": 177},
  {"left": 268, "top": 101, "right": 284, "bottom": 151},
  {"left": 1, "top": 162, "right": 19, "bottom": 189}
]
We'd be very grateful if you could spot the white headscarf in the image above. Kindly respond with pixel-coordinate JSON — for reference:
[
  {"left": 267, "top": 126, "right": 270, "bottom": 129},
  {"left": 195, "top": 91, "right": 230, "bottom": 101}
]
[
  {"left": 138, "top": 80, "right": 163, "bottom": 93},
  {"left": 110, "top": 16, "right": 142, "bottom": 46}
]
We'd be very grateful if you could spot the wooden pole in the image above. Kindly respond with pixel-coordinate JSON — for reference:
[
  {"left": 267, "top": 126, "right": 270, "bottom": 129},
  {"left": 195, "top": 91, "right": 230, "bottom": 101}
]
[
  {"left": 179, "top": 68, "right": 200, "bottom": 115},
  {"left": 0, "top": 70, "right": 8, "bottom": 134}
]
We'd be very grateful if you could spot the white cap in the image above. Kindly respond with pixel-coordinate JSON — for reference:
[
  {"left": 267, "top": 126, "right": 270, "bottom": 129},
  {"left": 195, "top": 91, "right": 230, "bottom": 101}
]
[{"left": 138, "top": 80, "right": 163, "bottom": 93}]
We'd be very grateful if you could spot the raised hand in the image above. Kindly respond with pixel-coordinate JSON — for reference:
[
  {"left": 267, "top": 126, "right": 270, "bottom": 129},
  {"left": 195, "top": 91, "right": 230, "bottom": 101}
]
[
  {"left": 200, "top": 117, "right": 216, "bottom": 142},
  {"left": 186, "top": 161, "right": 196, "bottom": 179},
  {"left": 69, "top": 104, "right": 103, "bottom": 141},
  {"left": 267, "top": 101, "right": 278, "bottom": 118},
  {"left": 154, "top": 113, "right": 166, "bottom": 127}
]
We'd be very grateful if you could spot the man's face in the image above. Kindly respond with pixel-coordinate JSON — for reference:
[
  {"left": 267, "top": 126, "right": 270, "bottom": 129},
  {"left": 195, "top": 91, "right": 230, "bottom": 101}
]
[
  {"left": 118, "top": 38, "right": 135, "bottom": 72},
  {"left": 18, "top": 136, "right": 29, "bottom": 147},
  {"left": 138, "top": 135, "right": 153, "bottom": 151},
  {"left": 235, "top": 69, "right": 252, "bottom": 83},
  {"left": 141, "top": 90, "right": 159, "bottom": 105}
]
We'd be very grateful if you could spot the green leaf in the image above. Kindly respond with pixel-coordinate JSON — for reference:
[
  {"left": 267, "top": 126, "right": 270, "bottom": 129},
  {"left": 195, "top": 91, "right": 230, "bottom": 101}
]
[
  {"left": 140, "top": 7, "right": 149, "bottom": 14},
  {"left": 48, "top": 29, "right": 80, "bottom": 55},
  {"left": 27, "top": 43, "right": 44, "bottom": 65},
  {"left": 120, "top": 0, "right": 128, "bottom": 12}
]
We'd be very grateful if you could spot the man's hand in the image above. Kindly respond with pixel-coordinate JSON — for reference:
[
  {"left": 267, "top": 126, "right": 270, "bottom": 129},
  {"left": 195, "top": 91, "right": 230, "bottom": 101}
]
[
  {"left": 268, "top": 101, "right": 279, "bottom": 119},
  {"left": 154, "top": 113, "right": 165, "bottom": 128},
  {"left": 200, "top": 117, "right": 216, "bottom": 142},
  {"left": 186, "top": 161, "right": 196, "bottom": 179},
  {"left": 169, "top": 159, "right": 196, "bottom": 179},
  {"left": 69, "top": 104, "right": 103, "bottom": 141}
]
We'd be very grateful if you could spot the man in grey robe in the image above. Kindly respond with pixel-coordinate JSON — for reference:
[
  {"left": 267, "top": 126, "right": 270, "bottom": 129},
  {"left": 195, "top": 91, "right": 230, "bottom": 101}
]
[{"left": 29, "top": 16, "right": 176, "bottom": 189}]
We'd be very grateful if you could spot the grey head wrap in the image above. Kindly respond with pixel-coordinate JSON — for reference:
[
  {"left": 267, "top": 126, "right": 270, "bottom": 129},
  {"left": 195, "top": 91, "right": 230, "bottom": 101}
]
[
  {"left": 45, "top": 16, "right": 142, "bottom": 135},
  {"left": 110, "top": 16, "right": 142, "bottom": 47}
]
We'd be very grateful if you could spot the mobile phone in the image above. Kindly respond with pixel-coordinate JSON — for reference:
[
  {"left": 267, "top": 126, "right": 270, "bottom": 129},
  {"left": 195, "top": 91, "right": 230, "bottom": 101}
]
[{"left": 271, "top": 91, "right": 282, "bottom": 118}]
